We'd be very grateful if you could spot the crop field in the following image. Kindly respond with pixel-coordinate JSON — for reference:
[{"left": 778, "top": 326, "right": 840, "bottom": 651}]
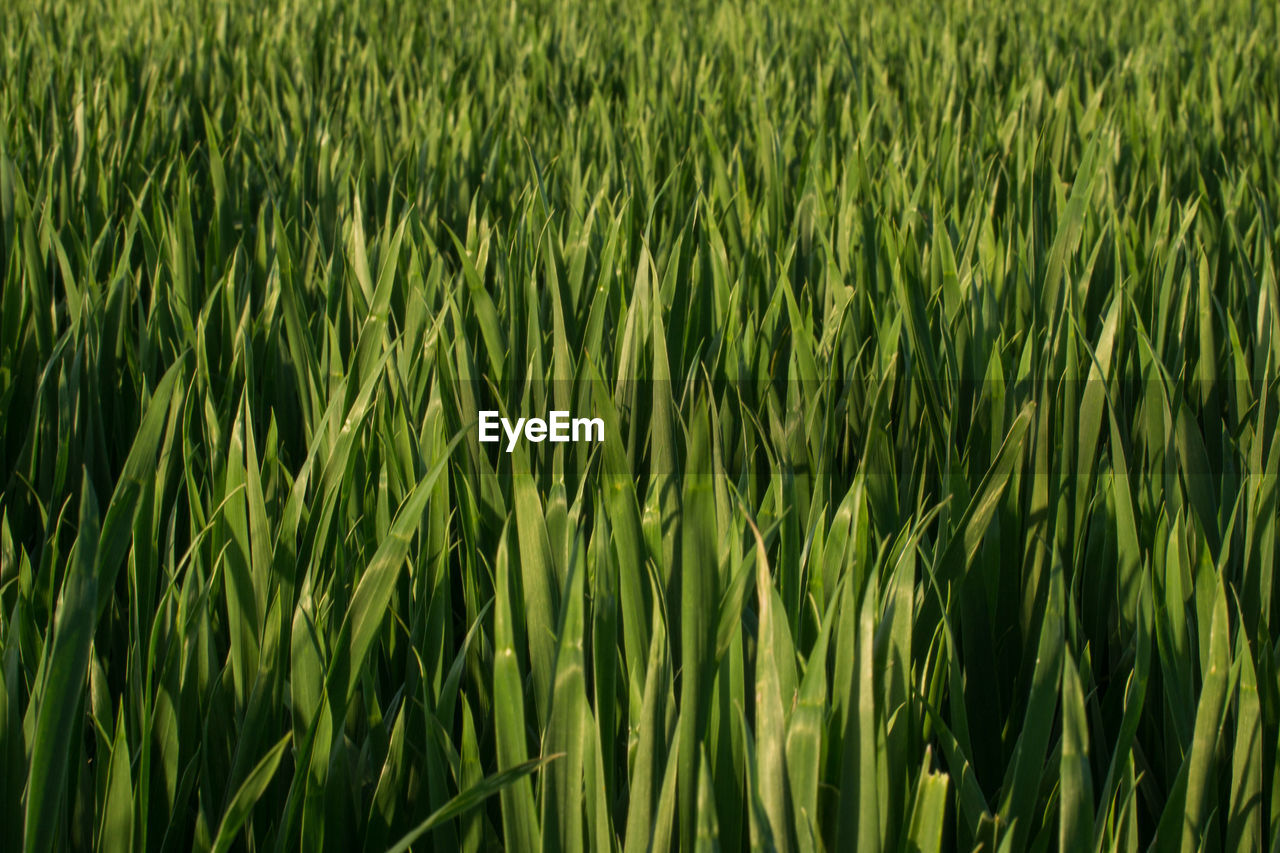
[{"left": 2, "top": 0, "right": 1279, "bottom": 850}]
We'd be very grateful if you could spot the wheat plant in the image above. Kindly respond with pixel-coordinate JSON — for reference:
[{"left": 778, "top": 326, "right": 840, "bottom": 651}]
[{"left": 1, "top": 0, "right": 1278, "bottom": 850}]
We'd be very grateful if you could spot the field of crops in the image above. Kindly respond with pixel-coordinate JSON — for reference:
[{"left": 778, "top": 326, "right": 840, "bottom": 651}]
[{"left": 2, "top": 0, "right": 1279, "bottom": 849}]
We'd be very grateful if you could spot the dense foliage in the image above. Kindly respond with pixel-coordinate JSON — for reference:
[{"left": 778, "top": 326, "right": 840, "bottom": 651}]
[{"left": 2, "top": 0, "right": 1278, "bottom": 849}]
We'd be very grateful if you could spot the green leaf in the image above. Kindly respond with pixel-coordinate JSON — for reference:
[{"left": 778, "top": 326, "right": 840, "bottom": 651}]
[
  {"left": 24, "top": 474, "right": 100, "bottom": 853},
  {"left": 210, "top": 733, "right": 292, "bottom": 853},
  {"left": 386, "top": 757, "right": 559, "bottom": 853}
]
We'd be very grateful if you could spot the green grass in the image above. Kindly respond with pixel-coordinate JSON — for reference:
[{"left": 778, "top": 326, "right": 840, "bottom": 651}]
[{"left": 2, "top": 0, "right": 1279, "bottom": 849}]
